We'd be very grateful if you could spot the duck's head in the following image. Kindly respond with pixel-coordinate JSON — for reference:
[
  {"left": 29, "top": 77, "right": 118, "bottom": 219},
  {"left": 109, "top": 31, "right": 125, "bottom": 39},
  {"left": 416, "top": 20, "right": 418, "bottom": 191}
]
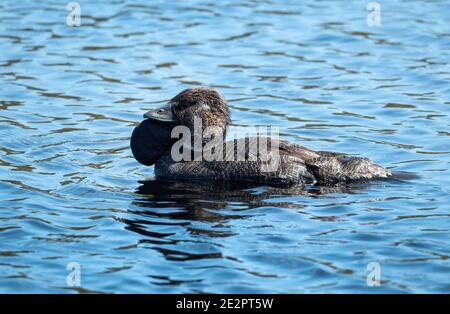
[{"left": 130, "top": 87, "right": 230, "bottom": 166}]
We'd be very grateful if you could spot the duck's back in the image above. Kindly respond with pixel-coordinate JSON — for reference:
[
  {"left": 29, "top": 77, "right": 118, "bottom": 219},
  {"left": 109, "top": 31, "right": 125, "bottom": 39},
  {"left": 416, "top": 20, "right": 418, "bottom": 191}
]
[{"left": 155, "top": 137, "right": 391, "bottom": 186}]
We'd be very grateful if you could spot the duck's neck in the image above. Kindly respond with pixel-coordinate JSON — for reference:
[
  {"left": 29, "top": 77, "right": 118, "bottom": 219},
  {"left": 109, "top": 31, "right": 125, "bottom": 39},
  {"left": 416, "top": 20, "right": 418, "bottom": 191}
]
[{"left": 161, "top": 123, "right": 227, "bottom": 163}]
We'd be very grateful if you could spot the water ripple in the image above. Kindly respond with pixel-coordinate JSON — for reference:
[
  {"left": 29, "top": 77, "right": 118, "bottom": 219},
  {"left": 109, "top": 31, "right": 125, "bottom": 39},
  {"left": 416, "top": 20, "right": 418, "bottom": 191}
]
[{"left": 0, "top": 0, "right": 449, "bottom": 293}]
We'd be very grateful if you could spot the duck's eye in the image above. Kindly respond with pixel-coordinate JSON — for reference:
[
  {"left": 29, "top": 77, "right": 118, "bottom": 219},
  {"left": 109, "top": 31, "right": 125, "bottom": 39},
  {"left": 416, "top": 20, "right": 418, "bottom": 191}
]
[{"left": 157, "top": 109, "right": 165, "bottom": 114}]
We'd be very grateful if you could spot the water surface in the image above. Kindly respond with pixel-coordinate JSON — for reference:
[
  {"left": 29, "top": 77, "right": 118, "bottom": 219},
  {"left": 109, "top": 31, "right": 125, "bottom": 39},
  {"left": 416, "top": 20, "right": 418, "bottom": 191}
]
[{"left": 1, "top": 0, "right": 450, "bottom": 293}]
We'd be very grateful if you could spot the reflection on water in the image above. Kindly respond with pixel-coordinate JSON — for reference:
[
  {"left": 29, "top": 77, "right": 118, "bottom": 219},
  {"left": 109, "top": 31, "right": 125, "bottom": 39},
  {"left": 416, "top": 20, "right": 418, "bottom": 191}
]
[
  {"left": 132, "top": 179, "right": 366, "bottom": 227},
  {"left": 1, "top": 0, "right": 450, "bottom": 293}
]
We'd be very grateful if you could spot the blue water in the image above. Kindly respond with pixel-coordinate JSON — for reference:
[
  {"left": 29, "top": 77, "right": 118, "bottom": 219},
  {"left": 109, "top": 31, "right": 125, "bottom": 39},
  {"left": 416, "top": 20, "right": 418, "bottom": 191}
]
[{"left": 1, "top": 0, "right": 450, "bottom": 293}]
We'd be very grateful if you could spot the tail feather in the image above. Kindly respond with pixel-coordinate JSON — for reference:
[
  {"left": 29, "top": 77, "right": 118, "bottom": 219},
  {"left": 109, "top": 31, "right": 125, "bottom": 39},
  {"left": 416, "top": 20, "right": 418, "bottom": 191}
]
[{"left": 306, "top": 156, "right": 391, "bottom": 183}]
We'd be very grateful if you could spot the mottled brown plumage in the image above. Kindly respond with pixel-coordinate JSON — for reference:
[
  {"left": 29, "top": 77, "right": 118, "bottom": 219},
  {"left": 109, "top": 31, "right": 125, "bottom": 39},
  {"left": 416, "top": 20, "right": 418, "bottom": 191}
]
[{"left": 131, "top": 87, "right": 392, "bottom": 186}]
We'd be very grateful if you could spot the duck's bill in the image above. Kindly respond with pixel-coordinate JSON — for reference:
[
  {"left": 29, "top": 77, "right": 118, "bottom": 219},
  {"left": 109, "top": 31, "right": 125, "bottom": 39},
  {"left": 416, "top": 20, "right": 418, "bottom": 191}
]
[
  {"left": 143, "top": 102, "right": 178, "bottom": 123},
  {"left": 130, "top": 118, "right": 176, "bottom": 166}
]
